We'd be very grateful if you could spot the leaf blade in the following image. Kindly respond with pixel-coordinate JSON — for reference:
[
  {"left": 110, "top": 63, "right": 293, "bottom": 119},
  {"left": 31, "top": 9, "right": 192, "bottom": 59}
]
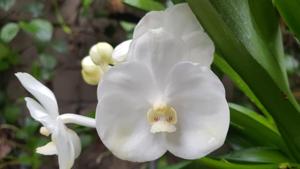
[
  {"left": 123, "top": 0, "right": 165, "bottom": 11},
  {"left": 273, "top": 0, "right": 300, "bottom": 41},
  {"left": 0, "top": 23, "right": 20, "bottom": 43},
  {"left": 187, "top": 0, "right": 300, "bottom": 161}
]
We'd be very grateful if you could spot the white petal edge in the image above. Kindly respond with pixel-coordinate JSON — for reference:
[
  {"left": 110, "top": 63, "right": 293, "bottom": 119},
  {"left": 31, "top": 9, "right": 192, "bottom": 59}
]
[
  {"left": 15, "top": 72, "right": 59, "bottom": 118},
  {"left": 36, "top": 141, "right": 57, "bottom": 155},
  {"left": 133, "top": 11, "right": 164, "bottom": 39},
  {"left": 133, "top": 3, "right": 203, "bottom": 38},
  {"left": 112, "top": 40, "right": 132, "bottom": 63},
  {"left": 164, "top": 62, "right": 229, "bottom": 159},
  {"left": 67, "top": 129, "right": 82, "bottom": 158},
  {"left": 164, "top": 3, "right": 203, "bottom": 36}
]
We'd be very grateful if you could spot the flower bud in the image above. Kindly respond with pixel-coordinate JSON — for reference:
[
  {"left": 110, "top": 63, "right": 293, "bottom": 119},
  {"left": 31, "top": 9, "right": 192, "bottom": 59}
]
[
  {"left": 81, "top": 56, "right": 100, "bottom": 73},
  {"left": 39, "top": 126, "right": 50, "bottom": 136},
  {"left": 81, "top": 56, "right": 103, "bottom": 85},
  {"left": 81, "top": 69, "right": 102, "bottom": 85},
  {"left": 112, "top": 40, "right": 132, "bottom": 64},
  {"left": 89, "top": 42, "right": 114, "bottom": 66}
]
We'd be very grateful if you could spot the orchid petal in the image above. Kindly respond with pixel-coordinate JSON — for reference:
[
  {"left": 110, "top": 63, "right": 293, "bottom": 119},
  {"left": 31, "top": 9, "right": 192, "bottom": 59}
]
[
  {"left": 133, "top": 11, "right": 164, "bottom": 39},
  {"left": 112, "top": 40, "right": 132, "bottom": 63},
  {"left": 128, "top": 30, "right": 185, "bottom": 91},
  {"left": 53, "top": 121, "right": 76, "bottom": 169},
  {"left": 36, "top": 141, "right": 57, "bottom": 155},
  {"left": 96, "top": 62, "right": 166, "bottom": 162},
  {"left": 133, "top": 4, "right": 201, "bottom": 38},
  {"left": 164, "top": 3, "right": 203, "bottom": 35},
  {"left": 15, "top": 72, "right": 59, "bottom": 118},
  {"left": 67, "top": 129, "right": 82, "bottom": 158},
  {"left": 24, "top": 97, "right": 56, "bottom": 130},
  {"left": 131, "top": 3, "right": 214, "bottom": 66},
  {"left": 182, "top": 31, "right": 214, "bottom": 66},
  {"left": 164, "top": 62, "right": 229, "bottom": 159}
]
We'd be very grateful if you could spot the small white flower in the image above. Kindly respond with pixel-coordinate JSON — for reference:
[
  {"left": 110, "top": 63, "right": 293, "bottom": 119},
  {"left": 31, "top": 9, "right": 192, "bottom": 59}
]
[
  {"left": 95, "top": 3, "right": 229, "bottom": 162},
  {"left": 15, "top": 73, "right": 81, "bottom": 169}
]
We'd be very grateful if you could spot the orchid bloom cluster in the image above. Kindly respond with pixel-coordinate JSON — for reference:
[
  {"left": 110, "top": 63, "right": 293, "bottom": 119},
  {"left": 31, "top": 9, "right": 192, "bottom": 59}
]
[{"left": 16, "top": 3, "right": 229, "bottom": 169}]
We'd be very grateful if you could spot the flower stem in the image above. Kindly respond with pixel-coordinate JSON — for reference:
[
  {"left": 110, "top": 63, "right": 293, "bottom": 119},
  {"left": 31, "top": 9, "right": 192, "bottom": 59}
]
[{"left": 58, "top": 114, "right": 96, "bottom": 128}]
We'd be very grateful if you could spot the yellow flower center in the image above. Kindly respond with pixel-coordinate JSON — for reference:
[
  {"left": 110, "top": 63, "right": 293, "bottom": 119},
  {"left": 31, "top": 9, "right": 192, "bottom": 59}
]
[{"left": 147, "top": 103, "right": 177, "bottom": 133}]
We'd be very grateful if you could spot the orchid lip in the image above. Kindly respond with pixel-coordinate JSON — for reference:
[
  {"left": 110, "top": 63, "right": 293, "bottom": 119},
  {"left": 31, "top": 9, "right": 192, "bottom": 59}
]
[{"left": 147, "top": 102, "right": 177, "bottom": 133}]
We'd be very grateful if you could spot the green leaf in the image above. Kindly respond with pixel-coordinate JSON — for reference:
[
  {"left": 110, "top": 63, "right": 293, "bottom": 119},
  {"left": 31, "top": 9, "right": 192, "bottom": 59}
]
[
  {"left": 82, "top": 0, "right": 93, "bottom": 14},
  {"left": 171, "top": 0, "right": 185, "bottom": 4},
  {"left": 222, "top": 147, "right": 290, "bottom": 164},
  {"left": 273, "top": 0, "right": 300, "bottom": 41},
  {"left": 38, "top": 53, "right": 57, "bottom": 80},
  {"left": 226, "top": 131, "right": 257, "bottom": 150},
  {"left": 183, "top": 157, "right": 300, "bottom": 169},
  {"left": 0, "top": 42, "right": 10, "bottom": 59},
  {"left": 51, "top": 40, "right": 67, "bottom": 53},
  {"left": 120, "top": 21, "right": 136, "bottom": 38},
  {"left": 25, "top": 2, "right": 44, "bottom": 17},
  {"left": 211, "top": 0, "right": 289, "bottom": 94},
  {"left": 229, "top": 104, "right": 287, "bottom": 152},
  {"left": 39, "top": 53, "right": 57, "bottom": 69},
  {"left": 24, "top": 118, "right": 39, "bottom": 135},
  {"left": 80, "top": 134, "right": 93, "bottom": 148},
  {"left": 20, "top": 19, "right": 53, "bottom": 42},
  {"left": 120, "top": 21, "right": 135, "bottom": 32},
  {"left": 123, "top": 0, "right": 165, "bottom": 11},
  {"left": 0, "top": 22, "right": 19, "bottom": 43},
  {"left": 214, "top": 54, "right": 271, "bottom": 120},
  {"left": 18, "top": 153, "right": 41, "bottom": 168},
  {"left": 0, "top": 0, "right": 15, "bottom": 11},
  {"left": 4, "top": 105, "right": 21, "bottom": 123},
  {"left": 187, "top": 0, "right": 300, "bottom": 161},
  {"left": 159, "top": 162, "right": 190, "bottom": 169}
]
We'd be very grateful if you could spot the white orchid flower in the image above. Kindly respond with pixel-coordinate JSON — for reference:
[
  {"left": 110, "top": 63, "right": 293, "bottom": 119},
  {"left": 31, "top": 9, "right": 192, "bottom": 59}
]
[
  {"left": 95, "top": 3, "right": 229, "bottom": 162},
  {"left": 16, "top": 73, "right": 96, "bottom": 169}
]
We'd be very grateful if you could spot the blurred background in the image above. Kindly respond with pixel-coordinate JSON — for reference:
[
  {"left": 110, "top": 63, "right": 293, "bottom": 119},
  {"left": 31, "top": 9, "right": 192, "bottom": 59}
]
[{"left": 0, "top": 0, "right": 300, "bottom": 169}]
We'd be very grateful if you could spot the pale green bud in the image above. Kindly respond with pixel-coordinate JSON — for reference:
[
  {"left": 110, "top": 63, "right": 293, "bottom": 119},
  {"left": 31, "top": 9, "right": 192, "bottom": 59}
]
[
  {"left": 81, "top": 56, "right": 103, "bottom": 85},
  {"left": 89, "top": 42, "right": 114, "bottom": 66}
]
